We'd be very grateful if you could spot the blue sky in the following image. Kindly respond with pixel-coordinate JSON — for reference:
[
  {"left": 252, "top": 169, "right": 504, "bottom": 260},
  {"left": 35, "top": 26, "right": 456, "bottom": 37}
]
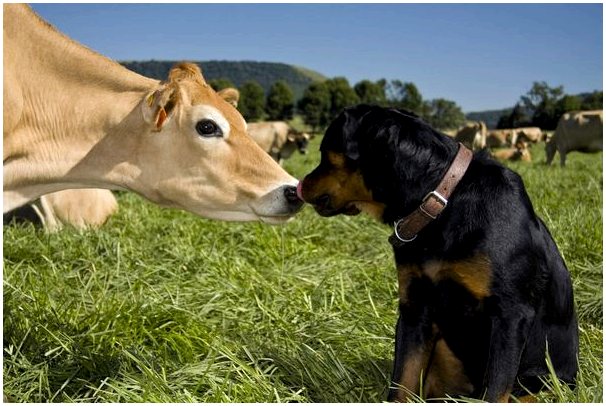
[{"left": 31, "top": 3, "right": 602, "bottom": 112}]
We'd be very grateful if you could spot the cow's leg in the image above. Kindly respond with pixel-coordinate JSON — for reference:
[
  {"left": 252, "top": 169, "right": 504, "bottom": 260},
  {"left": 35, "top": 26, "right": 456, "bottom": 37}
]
[
  {"left": 559, "top": 150, "right": 567, "bottom": 167},
  {"left": 545, "top": 143, "right": 556, "bottom": 165}
]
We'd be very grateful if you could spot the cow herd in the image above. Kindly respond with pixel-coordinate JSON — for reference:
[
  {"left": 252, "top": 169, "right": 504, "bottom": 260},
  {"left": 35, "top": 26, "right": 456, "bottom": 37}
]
[{"left": 451, "top": 110, "right": 603, "bottom": 166}]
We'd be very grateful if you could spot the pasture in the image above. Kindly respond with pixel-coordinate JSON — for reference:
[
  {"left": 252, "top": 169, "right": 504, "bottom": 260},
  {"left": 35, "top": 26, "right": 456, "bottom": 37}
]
[{"left": 3, "top": 138, "right": 603, "bottom": 402}]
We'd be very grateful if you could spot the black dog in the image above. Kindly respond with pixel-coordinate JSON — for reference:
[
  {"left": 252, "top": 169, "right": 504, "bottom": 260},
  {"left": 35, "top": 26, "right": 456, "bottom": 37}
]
[{"left": 298, "top": 105, "right": 578, "bottom": 402}]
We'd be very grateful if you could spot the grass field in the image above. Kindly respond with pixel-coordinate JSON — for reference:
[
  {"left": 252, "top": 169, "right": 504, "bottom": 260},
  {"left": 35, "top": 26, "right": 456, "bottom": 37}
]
[{"left": 3, "top": 137, "right": 603, "bottom": 402}]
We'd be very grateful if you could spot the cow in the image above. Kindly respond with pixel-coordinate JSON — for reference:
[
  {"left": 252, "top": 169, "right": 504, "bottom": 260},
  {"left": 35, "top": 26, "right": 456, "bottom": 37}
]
[
  {"left": 454, "top": 121, "right": 487, "bottom": 151},
  {"left": 5, "top": 188, "right": 118, "bottom": 232},
  {"left": 486, "top": 129, "right": 517, "bottom": 148},
  {"left": 546, "top": 110, "right": 603, "bottom": 167},
  {"left": 247, "top": 121, "right": 312, "bottom": 165},
  {"left": 492, "top": 141, "right": 532, "bottom": 163},
  {"left": 4, "top": 5, "right": 303, "bottom": 225},
  {"left": 515, "top": 127, "right": 543, "bottom": 143},
  {"left": 4, "top": 189, "right": 119, "bottom": 232}
]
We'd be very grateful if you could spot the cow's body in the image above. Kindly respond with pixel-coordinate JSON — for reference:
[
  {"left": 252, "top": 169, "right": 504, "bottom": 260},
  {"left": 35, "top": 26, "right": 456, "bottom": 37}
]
[
  {"left": 546, "top": 110, "right": 603, "bottom": 166},
  {"left": 492, "top": 142, "right": 532, "bottom": 163},
  {"left": 454, "top": 121, "right": 487, "bottom": 151},
  {"left": 515, "top": 127, "right": 543, "bottom": 143},
  {"left": 247, "top": 121, "right": 310, "bottom": 165},
  {"left": 486, "top": 129, "right": 516, "bottom": 148},
  {"left": 4, "top": 5, "right": 302, "bottom": 224},
  {"left": 487, "top": 127, "right": 542, "bottom": 149},
  {"left": 34, "top": 189, "right": 118, "bottom": 231}
]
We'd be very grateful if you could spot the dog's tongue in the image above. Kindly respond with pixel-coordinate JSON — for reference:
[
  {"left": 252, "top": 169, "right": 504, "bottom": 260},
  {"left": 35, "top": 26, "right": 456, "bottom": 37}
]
[{"left": 296, "top": 181, "right": 304, "bottom": 201}]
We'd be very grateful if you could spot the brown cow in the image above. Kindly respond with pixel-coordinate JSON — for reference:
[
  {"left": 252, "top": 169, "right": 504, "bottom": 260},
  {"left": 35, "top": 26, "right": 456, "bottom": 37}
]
[
  {"left": 546, "top": 110, "right": 603, "bottom": 166},
  {"left": 4, "top": 5, "right": 302, "bottom": 224},
  {"left": 486, "top": 129, "right": 517, "bottom": 148},
  {"left": 454, "top": 121, "right": 487, "bottom": 151},
  {"left": 248, "top": 121, "right": 312, "bottom": 165},
  {"left": 492, "top": 141, "right": 532, "bottom": 163},
  {"left": 515, "top": 127, "right": 543, "bottom": 143}
]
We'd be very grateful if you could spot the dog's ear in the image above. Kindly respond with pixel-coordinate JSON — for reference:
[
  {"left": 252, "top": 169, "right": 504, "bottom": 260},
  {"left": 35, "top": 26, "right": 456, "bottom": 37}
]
[{"left": 342, "top": 111, "right": 361, "bottom": 160}]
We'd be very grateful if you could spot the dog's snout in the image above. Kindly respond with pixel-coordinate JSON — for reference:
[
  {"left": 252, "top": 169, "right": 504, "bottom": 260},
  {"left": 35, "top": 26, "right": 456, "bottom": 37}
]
[{"left": 313, "top": 194, "right": 331, "bottom": 208}]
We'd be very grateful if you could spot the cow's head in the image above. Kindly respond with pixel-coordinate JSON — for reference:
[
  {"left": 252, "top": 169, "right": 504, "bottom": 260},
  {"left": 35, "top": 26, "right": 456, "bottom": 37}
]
[
  {"left": 136, "top": 63, "right": 303, "bottom": 224},
  {"left": 289, "top": 130, "right": 311, "bottom": 155}
]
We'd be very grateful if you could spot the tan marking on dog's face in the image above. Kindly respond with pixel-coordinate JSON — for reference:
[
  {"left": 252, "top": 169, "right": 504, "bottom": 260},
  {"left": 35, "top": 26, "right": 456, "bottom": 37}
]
[
  {"left": 300, "top": 151, "right": 385, "bottom": 219},
  {"left": 135, "top": 63, "right": 300, "bottom": 223}
]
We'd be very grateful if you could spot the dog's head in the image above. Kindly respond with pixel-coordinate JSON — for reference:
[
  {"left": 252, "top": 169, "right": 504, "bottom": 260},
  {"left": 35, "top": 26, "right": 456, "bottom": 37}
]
[{"left": 298, "top": 105, "right": 457, "bottom": 223}]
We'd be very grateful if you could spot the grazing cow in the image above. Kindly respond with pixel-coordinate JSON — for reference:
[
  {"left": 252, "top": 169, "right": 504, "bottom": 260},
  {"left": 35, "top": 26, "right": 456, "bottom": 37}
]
[
  {"left": 454, "top": 121, "right": 487, "bottom": 151},
  {"left": 247, "top": 121, "right": 311, "bottom": 165},
  {"left": 515, "top": 127, "right": 543, "bottom": 143},
  {"left": 492, "top": 141, "right": 532, "bottom": 163},
  {"left": 486, "top": 129, "right": 517, "bottom": 148},
  {"left": 4, "top": 5, "right": 303, "bottom": 224},
  {"left": 546, "top": 110, "right": 603, "bottom": 167}
]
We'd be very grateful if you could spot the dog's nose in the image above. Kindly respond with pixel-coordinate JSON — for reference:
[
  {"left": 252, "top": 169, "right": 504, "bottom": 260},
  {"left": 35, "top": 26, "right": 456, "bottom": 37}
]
[{"left": 284, "top": 185, "right": 303, "bottom": 207}]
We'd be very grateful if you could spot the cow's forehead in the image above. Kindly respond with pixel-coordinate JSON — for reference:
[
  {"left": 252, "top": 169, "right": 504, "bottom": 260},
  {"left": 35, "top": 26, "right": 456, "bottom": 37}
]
[{"left": 183, "top": 81, "right": 245, "bottom": 131}]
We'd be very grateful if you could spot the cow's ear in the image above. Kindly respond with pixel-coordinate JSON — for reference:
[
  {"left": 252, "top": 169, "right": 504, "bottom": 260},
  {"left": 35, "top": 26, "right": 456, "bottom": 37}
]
[
  {"left": 218, "top": 88, "right": 239, "bottom": 108},
  {"left": 142, "top": 85, "right": 179, "bottom": 131}
]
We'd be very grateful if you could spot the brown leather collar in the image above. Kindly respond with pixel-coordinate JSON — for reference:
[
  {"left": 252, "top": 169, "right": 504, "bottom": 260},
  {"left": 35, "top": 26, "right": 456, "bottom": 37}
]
[{"left": 390, "top": 143, "right": 473, "bottom": 246}]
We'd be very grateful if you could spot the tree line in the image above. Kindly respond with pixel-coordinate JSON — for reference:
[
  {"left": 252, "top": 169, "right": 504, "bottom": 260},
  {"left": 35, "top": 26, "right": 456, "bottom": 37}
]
[
  {"left": 212, "top": 76, "right": 602, "bottom": 133},
  {"left": 497, "top": 82, "right": 602, "bottom": 130},
  {"left": 211, "top": 77, "right": 467, "bottom": 133}
]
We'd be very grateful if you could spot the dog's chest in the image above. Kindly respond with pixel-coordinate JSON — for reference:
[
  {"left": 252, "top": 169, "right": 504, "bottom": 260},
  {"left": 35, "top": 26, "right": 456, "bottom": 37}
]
[{"left": 397, "top": 256, "right": 493, "bottom": 305}]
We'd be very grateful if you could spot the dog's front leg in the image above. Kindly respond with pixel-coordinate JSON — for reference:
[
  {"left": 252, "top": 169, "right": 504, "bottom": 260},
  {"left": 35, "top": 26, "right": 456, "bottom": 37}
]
[
  {"left": 387, "top": 301, "right": 436, "bottom": 402},
  {"left": 482, "top": 311, "right": 534, "bottom": 402}
]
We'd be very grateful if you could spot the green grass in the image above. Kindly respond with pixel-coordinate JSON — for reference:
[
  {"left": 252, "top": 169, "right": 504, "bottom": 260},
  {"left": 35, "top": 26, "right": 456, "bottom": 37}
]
[{"left": 3, "top": 139, "right": 602, "bottom": 402}]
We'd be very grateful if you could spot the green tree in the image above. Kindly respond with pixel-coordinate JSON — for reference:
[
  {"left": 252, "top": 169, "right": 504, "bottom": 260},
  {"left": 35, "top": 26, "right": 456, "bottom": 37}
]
[
  {"left": 385, "top": 80, "right": 425, "bottom": 115},
  {"left": 266, "top": 80, "right": 295, "bottom": 120},
  {"left": 325, "top": 77, "right": 360, "bottom": 119},
  {"left": 238, "top": 81, "right": 265, "bottom": 122},
  {"left": 208, "top": 78, "right": 235, "bottom": 92},
  {"left": 555, "top": 95, "right": 582, "bottom": 120},
  {"left": 520, "top": 81, "right": 564, "bottom": 129},
  {"left": 298, "top": 82, "right": 331, "bottom": 134},
  {"left": 425, "top": 98, "right": 465, "bottom": 130},
  {"left": 581, "top": 91, "right": 603, "bottom": 110},
  {"left": 496, "top": 103, "right": 530, "bottom": 129},
  {"left": 353, "top": 79, "right": 386, "bottom": 105}
]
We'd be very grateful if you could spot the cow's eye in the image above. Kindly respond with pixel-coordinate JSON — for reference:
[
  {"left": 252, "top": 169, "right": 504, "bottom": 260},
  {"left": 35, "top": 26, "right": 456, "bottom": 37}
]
[{"left": 196, "top": 120, "right": 222, "bottom": 137}]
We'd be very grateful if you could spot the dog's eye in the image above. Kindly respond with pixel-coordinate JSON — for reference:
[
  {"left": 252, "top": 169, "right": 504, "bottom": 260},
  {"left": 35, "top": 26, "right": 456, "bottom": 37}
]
[{"left": 196, "top": 120, "right": 222, "bottom": 137}]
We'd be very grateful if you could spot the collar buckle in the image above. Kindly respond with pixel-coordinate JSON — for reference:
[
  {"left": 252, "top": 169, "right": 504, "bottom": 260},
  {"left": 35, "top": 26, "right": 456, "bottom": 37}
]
[{"left": 419, "top": 191, "right": 448, "bottom": 220}]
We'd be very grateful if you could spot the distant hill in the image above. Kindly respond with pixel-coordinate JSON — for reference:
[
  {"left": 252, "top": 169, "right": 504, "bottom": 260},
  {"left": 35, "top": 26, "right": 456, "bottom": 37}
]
[
  {"left": 466, "top": 108, "right": 512, "bottom": 129},
  {"left": 120, "top": 60, "right": 327, "bottom": 101}
]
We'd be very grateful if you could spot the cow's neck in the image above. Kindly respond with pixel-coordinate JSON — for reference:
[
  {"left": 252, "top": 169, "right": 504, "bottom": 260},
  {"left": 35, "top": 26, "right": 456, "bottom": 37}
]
[{"left": 4, "top": 5, "right": 159, "bottom": 211}]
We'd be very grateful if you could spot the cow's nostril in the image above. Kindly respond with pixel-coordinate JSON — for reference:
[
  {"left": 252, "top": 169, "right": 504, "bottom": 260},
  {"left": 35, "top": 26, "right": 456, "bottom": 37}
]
[{"left": 284, "top": 186, "right": 302, "bottom": 204}]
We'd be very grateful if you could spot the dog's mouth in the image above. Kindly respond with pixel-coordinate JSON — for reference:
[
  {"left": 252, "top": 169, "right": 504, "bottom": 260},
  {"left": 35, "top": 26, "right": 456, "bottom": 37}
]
[
  {"left": 312, "top": 201, "right": 361, "bottom": 217},
  {"left": 298, "top": 182, "right": 361, "bottom": 217}
]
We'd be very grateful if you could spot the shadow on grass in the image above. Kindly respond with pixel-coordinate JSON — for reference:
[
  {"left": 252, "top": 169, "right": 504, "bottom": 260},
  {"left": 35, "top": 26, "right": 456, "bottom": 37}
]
[
  {"left": 242, "top": 340, "right": 392, "bottom": 402},
  {"left": 3, "top": 308, "right": 125, "bottom": 402}
]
